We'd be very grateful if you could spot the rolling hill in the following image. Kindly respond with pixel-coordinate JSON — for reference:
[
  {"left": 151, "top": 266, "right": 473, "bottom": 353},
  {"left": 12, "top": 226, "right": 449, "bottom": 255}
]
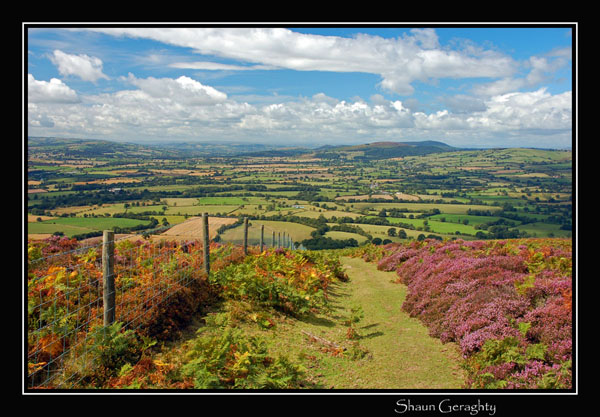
[
  {"left": 313, "top": 140, "right": 456, "bottom": 160},
  {"left": 28, "top": 137, "right": 457, "bottom": 160}
]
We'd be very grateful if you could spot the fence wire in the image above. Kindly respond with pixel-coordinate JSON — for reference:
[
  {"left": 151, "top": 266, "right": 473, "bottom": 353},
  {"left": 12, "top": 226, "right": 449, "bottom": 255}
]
[{"left": 25, "top": 216, "right": 298, "bottom": 389}]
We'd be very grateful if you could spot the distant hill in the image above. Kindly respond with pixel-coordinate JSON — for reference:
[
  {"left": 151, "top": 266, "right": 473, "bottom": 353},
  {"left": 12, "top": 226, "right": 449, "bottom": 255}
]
[
  {"left": 28, "top": 137, "right": 179, "bottom": 159},
  {"left": 27, "top": 137, "right": 303, "bottom": 159},
  {"left": 28, "top": 137, "right": 456, "bottom": 160},
  {"left": 313, "top": 140, "right": 456, "bottom": 160}
]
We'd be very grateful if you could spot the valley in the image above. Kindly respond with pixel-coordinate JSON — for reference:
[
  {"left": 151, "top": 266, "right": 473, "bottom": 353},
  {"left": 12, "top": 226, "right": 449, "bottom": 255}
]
[{"left": 26, "top": 137, "right": 572, "bottom": 246}]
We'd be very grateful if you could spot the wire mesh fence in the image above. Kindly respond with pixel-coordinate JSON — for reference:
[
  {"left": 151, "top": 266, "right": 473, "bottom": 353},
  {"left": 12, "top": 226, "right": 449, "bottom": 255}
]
[{"left": 25, "top": 214, "right": 300, "bottom": 389}]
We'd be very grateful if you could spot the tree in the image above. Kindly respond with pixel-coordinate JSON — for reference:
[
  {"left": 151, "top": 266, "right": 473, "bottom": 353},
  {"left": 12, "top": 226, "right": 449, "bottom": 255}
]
[{"left": 387, "top": 227, "right": 397, "bottom": 237}]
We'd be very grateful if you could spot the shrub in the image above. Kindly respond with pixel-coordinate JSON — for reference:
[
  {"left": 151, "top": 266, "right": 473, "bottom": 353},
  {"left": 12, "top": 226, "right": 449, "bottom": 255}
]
[
  {"left": 59, "top": 321, "right": 154, "bottom": 387},
  {"left": 209, "top": 248, "right": 346, "bottom": 316},
  {"left": 180, "top": 326, "right": 306, "bottom": 389}
]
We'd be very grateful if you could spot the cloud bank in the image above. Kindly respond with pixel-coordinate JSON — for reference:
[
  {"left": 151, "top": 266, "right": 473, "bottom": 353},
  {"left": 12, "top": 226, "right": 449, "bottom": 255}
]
[
  {"left": 28, "top": 74, "right": 571, "bottom": 147},
  {"left": 27, "top": 28, "right": 573, "bottom": 148}
]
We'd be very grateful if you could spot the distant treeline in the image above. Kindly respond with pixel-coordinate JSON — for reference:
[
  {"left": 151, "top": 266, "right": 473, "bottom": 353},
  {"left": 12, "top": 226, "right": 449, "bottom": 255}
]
[{"left": 29, "top": 183, "right": 325, "bottom": 212}]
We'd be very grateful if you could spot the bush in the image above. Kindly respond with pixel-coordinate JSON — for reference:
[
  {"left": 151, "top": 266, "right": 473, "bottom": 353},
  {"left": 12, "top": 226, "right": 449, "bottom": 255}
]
[
  {"left": 180, "top": 326, "right": 306, "bottom": 389},
  {"left": 59, "top": 322, "right": 154, "bottom": 387},
  {"left": 209, "top": 248, "right": 346, "bottom": 316}
]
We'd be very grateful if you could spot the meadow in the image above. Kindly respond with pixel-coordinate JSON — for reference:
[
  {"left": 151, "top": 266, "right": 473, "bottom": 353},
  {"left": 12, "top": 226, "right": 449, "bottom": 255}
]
[{"left": 28, "top": 216, "right": 153, "bottom": 238}]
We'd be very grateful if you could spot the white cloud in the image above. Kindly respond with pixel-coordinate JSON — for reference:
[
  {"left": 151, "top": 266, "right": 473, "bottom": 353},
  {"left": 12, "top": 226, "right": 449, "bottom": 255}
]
[
  {"left": 123, "top": 73, "right": 227, "bottom": 105},
  {"left": 49, "top": 50, "right": 110, "bottom": 82},
  {"left": 408, "top": 28, "right": 440, "bottom": 49},
  {"left": 413, "top": 88, "right": 571, "bottom": 134},
  {"left": 87, "top": 28, "right": 517, "bottom": 96},
  {"left": 442, "top": 95, "right": 487, "bottom": 114},
  {"left": 482, "top": 88, "right": 572, "bottom": 131},
  {"left": 28, "top": 74, "right": 80, "bottom": 103},
  {"left": 472, "top": 50, "right": 571, "bottom": 97},
  {"left": 27, "top": 64, "right": 571, "bottom": 148}
]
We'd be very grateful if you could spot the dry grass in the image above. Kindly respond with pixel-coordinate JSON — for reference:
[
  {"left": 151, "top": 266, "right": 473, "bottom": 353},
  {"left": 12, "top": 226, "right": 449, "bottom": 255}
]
[{"left": 159, "top": 216, "right": 237, "bottom": 241}]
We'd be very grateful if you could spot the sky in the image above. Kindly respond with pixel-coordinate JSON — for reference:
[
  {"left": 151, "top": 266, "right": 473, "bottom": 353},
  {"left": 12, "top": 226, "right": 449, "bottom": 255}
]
[{"left": 25, "top": 24, "right": 575, "bottom": 149}]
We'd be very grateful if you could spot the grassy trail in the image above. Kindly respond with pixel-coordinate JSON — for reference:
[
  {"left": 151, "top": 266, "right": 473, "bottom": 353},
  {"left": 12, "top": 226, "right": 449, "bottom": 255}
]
[
  {"left": 155, "top": 255, "right": 466, "bottom": 389},
  {"left": 325, "top": 256, "right": 465, "bottom": 389}
]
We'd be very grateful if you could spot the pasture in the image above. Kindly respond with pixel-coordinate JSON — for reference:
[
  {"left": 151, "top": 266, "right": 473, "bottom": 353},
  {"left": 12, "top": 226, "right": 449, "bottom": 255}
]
[{"left": 27, "top": 216, "right": 152, "bottom": 238}]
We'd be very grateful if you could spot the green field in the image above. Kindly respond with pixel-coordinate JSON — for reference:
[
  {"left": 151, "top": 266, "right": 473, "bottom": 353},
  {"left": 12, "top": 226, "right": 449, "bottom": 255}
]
[
  {"left": 387, "top": 217, "right": 481, "bottom": 236},
  {"left": 514, "top": 222, "right": 572, "bottom": 238},
  {"left": 196, "top": 196, "right": 249, "bottom": 205},
  {"left": 28, "top": 217, "right": 152, "bottom": 237},
  {"left": 428, "top": 213, "right": 504, "bottom": 226},
  {"left": 27, "top": 140, "right": 572, "bottom": 243}
]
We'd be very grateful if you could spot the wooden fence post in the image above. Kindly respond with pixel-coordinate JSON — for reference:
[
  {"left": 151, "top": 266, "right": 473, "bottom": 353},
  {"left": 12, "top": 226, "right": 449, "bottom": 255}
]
[
  {"left": 272, "top": 231, "right": 275, "bottom": 248},
  {"left": 202, "top": 213, "right": 210, "bottom": 276},
  {"left": 243, "top": 217, "right": 249, "bottom": 255},
  {"left": 278, "top": 232, "right": 281, "bottom": 248},
  {"left": 260, "top": 224, "right": 264, "bottom": 252},
  {"left": 102, "top": 230, "right": 115, "bottom": 326}
]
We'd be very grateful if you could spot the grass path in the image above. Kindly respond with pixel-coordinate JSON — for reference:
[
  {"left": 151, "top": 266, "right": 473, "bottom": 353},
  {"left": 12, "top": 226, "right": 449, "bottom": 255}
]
[
  {"left": 246, "top": 256, "right": 466, "bottom": 389},
  {"left": 156, "top": 255, "right": 466, "bottom": 389},
  {"left": 324, "top": 256, "right": 466, "bottom": 389}
]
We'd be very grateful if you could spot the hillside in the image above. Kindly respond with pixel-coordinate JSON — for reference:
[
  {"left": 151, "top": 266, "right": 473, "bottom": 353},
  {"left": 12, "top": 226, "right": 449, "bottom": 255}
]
[
  {"left": 28, "top": 137, "right": 457, "bottom": 160},
  {"left": 27, "top": 137, "right": 305, "bottom": 159},
  {"left": 313, "top": 140, "right": 456, "bottom": 160},
  {"left": 27, "top": 237, "right": 571, "bottom": 390}
]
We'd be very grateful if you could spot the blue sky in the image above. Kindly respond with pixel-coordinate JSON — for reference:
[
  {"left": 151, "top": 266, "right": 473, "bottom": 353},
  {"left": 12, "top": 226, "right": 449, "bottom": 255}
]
[{"left": 26, "top": 24, "right": 574, "bottom": 149}]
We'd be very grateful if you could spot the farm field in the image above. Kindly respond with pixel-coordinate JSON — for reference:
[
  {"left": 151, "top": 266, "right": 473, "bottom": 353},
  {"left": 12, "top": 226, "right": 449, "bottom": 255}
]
[
  {"left": 27, "top": 138, "right": 572, "bottom": 245},
  {"left": 158, "top": 216, "right": 238, "bottom": 241},
  {"left": 27, "top": 216, "right": 153, "bottom": 238}
]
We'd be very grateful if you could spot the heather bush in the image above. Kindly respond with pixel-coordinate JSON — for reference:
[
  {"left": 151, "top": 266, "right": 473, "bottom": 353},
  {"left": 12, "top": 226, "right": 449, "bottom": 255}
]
[{"left": 374, "top": 238, "right": 572, "bottom": 389}]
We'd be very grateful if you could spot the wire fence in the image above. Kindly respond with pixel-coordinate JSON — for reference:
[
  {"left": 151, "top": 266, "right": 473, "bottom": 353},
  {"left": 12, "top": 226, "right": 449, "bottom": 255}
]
[{"left": 26, "top": 214, "right": 299, "bottom": 389}]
